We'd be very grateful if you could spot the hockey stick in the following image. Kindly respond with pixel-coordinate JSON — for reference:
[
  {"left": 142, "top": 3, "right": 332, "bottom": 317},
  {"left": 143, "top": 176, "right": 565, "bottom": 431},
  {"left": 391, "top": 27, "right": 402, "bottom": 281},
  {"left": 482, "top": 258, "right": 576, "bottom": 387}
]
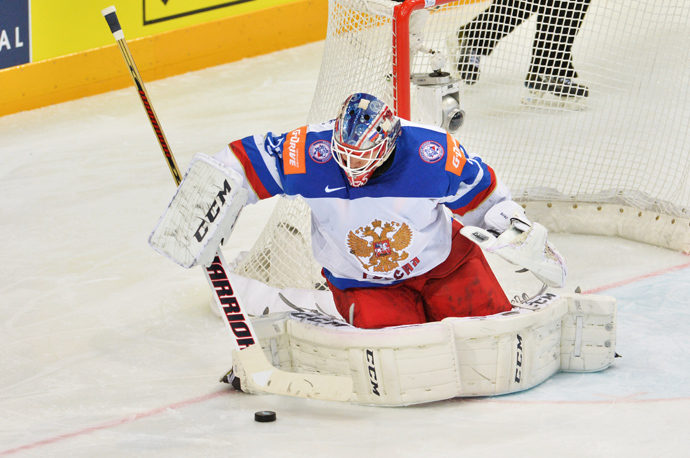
[
  {"left": 101, "top": 7, "right": 182, "bottom": 187},
  {"left": 101, "top": 6, "right": 353, "bottom": 401}
]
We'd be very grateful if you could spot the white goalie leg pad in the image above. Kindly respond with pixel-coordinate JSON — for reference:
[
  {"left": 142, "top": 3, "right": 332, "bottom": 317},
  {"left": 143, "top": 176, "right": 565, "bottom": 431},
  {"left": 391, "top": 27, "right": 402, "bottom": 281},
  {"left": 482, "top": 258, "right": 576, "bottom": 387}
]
[
  {"left": 287, "top": 313, "right": 460, "bottom": 406},
  {"left": 449, "top": 293, "right": 616, "bottom": 396},
  {"left": 232, "top": 293, "right": 617, "bottom": 405},
  {"left": 149, "top": 154, "right": 248, "bottom": 268},
  {"left": 238, "top": 312, "right": 460, "bottom": 405},
  {"left": 449, "top": 293, "right": 567, "bottom": 396},
  {"left": 461, "top": 222, "right": 567, "bottom": 288}
]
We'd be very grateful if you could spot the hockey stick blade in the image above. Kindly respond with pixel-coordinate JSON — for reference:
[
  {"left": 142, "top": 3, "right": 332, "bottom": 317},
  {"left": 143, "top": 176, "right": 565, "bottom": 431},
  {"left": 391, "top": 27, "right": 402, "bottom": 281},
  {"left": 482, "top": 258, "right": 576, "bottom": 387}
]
[{"left": 235, "top": 345, "right": 354, "bottom": 402}]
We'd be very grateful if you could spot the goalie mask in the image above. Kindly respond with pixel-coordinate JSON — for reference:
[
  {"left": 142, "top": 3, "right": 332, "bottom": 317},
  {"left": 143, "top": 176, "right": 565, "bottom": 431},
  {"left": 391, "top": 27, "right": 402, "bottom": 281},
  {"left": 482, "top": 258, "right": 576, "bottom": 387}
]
[{"left": 332, "top": 93, "right": 401, "bottom": 187}]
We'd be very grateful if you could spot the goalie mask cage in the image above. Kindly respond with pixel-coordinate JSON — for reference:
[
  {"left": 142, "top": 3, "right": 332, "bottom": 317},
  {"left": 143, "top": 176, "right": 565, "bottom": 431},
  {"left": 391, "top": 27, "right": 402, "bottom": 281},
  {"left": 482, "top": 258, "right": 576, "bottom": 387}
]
[{"left": 233, "top": 0, "right": 690, "bottom": 290}]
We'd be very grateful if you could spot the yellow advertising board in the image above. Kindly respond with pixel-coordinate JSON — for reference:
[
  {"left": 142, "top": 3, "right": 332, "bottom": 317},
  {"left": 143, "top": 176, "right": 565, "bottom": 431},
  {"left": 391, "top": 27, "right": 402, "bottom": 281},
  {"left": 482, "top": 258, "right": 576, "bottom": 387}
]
[
  {"left": 29, "top": 0, "right": 301, "bottom": 63},
  {"left": 1, "top": 0, "right": 327, "bottom": 116}
]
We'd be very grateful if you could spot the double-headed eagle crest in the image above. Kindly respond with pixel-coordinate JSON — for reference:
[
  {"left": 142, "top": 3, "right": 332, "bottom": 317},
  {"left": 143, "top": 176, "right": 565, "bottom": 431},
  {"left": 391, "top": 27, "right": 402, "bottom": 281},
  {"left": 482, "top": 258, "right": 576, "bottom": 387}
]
[{"left": 347, "top": 219, "right": 413, "bottom": 272}]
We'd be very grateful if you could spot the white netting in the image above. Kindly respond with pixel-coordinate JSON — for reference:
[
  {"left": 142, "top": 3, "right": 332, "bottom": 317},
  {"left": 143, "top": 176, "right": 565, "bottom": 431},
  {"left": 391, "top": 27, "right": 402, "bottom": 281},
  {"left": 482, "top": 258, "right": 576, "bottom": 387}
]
[
  {"left": 232, "top": 196, "right": 328, "bottom": 290},
  {"left": 309, "top": 0, "right": 398, "bottom": 116},
  {"left": 234, "top": 0, "right": 690, "bottom": 289}
]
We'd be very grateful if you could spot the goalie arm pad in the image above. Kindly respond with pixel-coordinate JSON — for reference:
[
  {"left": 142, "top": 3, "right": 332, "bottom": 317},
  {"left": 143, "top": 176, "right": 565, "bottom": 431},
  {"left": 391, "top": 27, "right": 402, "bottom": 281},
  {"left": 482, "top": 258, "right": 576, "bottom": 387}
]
[{"left": 149, "top": 154, "right": 248, "bottom": 268}]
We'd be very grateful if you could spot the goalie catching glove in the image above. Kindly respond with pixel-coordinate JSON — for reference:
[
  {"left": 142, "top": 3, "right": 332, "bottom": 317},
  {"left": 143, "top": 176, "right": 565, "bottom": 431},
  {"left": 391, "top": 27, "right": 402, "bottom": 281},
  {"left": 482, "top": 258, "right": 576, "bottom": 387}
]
[{"left": 461, "top": 201, "right": 567, "bottom": 288}]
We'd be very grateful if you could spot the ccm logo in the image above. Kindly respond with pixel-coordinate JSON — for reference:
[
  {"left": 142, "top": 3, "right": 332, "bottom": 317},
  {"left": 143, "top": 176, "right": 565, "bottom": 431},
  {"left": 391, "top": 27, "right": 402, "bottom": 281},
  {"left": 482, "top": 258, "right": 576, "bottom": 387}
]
[
  {"left": 525, "top": 292, "right": 558, "bottom": 307},
  {"left": 366, "top": 349, "right": 381, "bottom": 396},
  {"left": 193, "top": 179, "right": 233, "bottom": 242},
  {"left": 514, "top": 334, "right": 523, "bottom": 383}
]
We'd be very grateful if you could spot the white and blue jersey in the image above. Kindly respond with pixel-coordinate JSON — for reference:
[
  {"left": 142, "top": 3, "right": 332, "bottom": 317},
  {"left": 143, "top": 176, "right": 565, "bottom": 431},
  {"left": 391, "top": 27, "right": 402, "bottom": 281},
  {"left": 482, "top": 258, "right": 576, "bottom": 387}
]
[{"left": 214, "top": 119, "right": 512, "bottom": 289}]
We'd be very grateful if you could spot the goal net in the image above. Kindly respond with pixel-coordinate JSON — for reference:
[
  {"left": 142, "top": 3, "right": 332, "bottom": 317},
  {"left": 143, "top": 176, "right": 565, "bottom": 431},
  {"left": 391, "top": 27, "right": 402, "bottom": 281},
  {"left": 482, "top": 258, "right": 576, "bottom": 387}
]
[{"left": 233, "top": 0, "right": 690, "bottom": 290}]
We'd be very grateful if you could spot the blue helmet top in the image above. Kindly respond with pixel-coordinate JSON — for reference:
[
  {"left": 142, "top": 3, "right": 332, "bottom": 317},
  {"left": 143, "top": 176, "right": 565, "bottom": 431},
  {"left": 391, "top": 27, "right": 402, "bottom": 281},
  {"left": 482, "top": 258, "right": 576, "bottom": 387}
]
[{"left": 332, "top": 93, "right": 401, "bottom": 187}]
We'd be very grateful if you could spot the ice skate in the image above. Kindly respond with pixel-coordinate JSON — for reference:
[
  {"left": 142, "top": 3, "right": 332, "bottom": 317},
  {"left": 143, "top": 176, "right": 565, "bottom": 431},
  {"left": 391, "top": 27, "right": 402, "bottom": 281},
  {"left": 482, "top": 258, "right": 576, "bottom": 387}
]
[{"left": 522, "top": 73, "right": 589, "bottom": 109}]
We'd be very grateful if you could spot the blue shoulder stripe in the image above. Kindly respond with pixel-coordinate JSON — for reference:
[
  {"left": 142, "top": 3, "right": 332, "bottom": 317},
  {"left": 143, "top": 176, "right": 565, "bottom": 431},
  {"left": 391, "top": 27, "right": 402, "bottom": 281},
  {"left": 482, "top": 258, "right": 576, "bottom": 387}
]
[{"left": 240, "top": 136, "right": 283, "bottom": 197}]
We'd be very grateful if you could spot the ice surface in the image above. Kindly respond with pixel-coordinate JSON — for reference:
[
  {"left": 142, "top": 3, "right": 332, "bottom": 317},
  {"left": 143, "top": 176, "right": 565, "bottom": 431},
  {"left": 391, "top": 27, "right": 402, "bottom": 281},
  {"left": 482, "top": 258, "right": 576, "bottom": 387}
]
[{"left": 1, "top": 41, "right": 690, "bottom": 457}]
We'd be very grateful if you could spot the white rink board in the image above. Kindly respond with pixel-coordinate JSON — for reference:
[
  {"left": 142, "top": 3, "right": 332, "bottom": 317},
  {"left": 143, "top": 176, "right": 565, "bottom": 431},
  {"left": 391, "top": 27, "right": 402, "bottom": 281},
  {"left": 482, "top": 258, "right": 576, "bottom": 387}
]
[{"left": 1, "top": 41, "right": 690, "bottom": 457}]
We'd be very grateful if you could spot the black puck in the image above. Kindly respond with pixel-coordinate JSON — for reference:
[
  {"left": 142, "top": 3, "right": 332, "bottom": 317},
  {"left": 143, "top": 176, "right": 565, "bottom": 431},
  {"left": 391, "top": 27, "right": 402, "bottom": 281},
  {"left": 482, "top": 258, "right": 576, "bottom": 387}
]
[{"left": 254, "top": 411, "right": 276, "bottom": 422}]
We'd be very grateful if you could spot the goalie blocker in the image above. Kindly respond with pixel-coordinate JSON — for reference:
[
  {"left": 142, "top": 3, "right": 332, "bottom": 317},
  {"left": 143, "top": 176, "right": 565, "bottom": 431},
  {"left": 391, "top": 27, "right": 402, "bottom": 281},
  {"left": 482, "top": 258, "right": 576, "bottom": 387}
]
[
  {"left": 231, "top": 292, "right": 616, "bottom": 406},
  {"left": 149, "top": 154, "right": 248, "bottom": 268}
]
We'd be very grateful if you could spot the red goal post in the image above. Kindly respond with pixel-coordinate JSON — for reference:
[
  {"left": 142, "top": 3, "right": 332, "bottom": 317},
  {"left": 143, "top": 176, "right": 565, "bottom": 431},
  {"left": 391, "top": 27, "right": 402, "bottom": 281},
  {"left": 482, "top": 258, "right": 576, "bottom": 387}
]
[
  {"left": 392, "top": 0, "right": 476, "bottom": 120},
  {"left": 392, "top": 0, "right": 424, "bottom": 120}
]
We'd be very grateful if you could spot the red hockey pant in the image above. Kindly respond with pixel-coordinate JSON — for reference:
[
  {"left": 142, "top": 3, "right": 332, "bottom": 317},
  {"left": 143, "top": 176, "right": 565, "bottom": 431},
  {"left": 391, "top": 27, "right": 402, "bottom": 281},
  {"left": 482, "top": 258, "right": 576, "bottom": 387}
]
[{"left": 328, "top": 220, "right": 511, "bottom": 329}]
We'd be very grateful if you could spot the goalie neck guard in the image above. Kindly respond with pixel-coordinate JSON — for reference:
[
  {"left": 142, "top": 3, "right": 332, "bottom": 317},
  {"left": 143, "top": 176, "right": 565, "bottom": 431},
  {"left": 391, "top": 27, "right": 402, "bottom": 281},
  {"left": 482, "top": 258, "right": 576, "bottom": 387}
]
[{"left": 331, "top": 93, "right": 401, "bottom": 187}]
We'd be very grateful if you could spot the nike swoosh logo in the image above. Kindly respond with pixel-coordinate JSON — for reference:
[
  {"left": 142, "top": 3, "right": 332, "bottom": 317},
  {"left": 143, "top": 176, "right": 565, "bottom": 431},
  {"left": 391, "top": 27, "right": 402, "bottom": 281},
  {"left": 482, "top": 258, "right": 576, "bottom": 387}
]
[{"left": 325, "top": 185, "right": 346, "bottom": 193}]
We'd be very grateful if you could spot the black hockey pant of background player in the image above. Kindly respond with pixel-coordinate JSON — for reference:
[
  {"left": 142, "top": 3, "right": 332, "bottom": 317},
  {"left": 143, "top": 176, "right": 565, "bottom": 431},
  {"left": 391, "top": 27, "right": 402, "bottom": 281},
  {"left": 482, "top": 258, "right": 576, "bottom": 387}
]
[{"left": 461, "top": 0, "right": 591, "bottom": 78}]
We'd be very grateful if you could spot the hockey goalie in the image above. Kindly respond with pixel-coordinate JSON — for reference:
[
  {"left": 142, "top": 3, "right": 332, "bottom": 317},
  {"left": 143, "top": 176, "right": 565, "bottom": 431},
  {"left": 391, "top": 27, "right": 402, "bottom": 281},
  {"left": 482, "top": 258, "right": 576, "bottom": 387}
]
[{"left": 150, "top": 93, "right": 616, "bottom": 406}]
